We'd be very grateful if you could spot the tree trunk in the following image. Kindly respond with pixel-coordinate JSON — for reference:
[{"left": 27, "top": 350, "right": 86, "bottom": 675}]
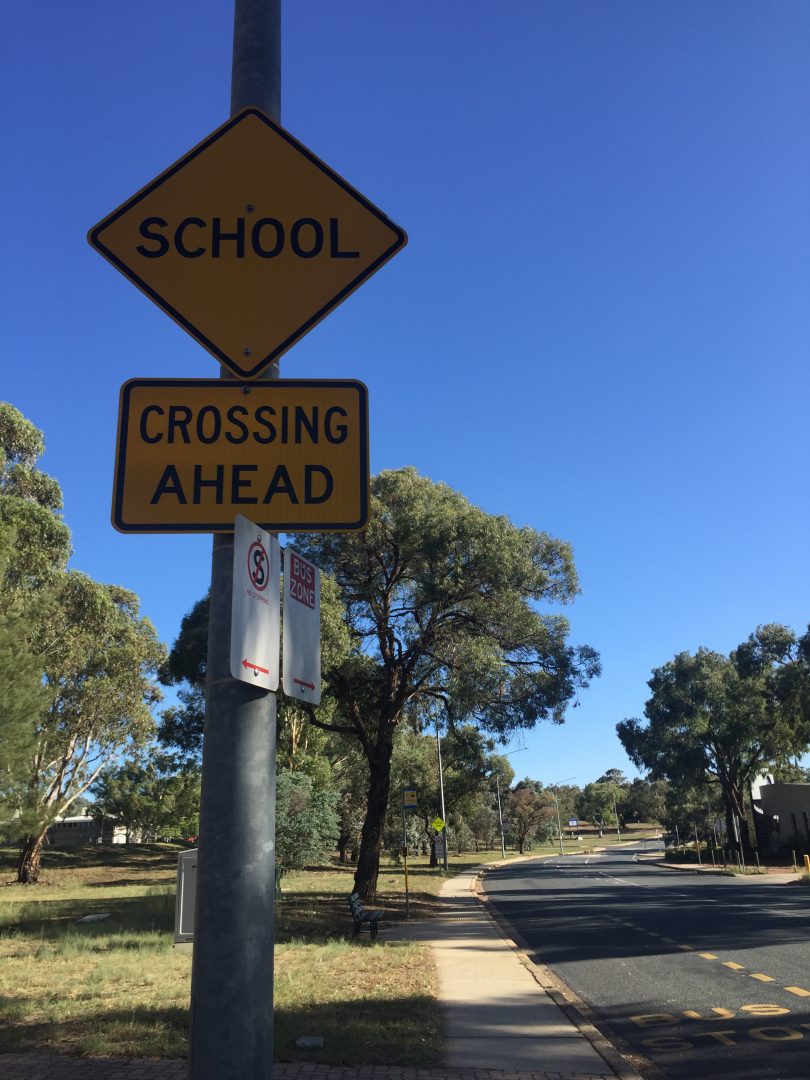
[
  {"left": 17, "top": 831, "right": 47, "bottom": 884},
  {"left": 429, "top": 837, "right": 438, "bottom": 868},
  {"left": 353, "top": 728, "right": 395, "bottom": 902},
  {"left": 337, "top": 830, "right": 350, "bottom": 864},
  {"left": 724, "top": 782, "right": 751, "bottom": 856}
]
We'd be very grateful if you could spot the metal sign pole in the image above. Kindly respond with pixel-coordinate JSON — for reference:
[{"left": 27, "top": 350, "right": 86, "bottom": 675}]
[
  {"left": 402, "top": 807, "right": 410, "bottom": 919},
  {"left": 188, "top": 4, "right": 281, "bottom": 1080},
  {"left": 495, "top": 775, "right": 506, "bottom": 858},
  {"left": 435, "top": 724, "right": 449, "bottom": 872}
]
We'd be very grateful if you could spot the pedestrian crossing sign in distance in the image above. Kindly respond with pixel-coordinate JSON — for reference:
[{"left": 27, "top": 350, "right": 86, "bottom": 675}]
[{"left": 89, "top": 108, "right": 407, "bottom": 380}]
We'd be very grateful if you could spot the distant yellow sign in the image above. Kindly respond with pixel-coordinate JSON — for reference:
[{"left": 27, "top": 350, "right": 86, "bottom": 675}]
[
  {"left": 112, "top": 379, "right": 368, "bottom": 533},
  {"left": 432, "top": 817, "right": 445, "bottom": 832},
  {"left": 89, "top": 109, "right": 407, "bottom": 380}
]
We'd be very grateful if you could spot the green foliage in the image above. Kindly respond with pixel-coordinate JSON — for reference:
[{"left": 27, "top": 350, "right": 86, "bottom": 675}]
[
  {"left": 158, "top": 572, "right": 352, "bottom": 763},
  {"left": 506, "top": 782, "right": 555, "bottom": 853},
  {"left": 92, "top": 756, "right": 201, "bottom": 840},
  {"left": 0, "top": 405, "right": 167, "bottom": 882},
  {"left": 300, "top": 467, "right": 599, "bottom": 740},
  {"left": 296, "top": 467, "right": 599, "bottom": 898},
  {"left": 0, "top": 535, "right": 53, "bottom": 822},
  {"left": 617, "top": 624, "right": 810, "bottom": 850},
  {"left": 619, "top": 777, "right": 667, "bottom": 824},
  {"left": 577, "top": 780, "right": 624, "bottom": 831},
  {"left": 8, "top": 576, "right": 167, "bottom": 844},
  {"left": 544, "top": 781, "right": 581, "bottom": 825},
  {"left": 660, "top": 781, "right": 724, "bottom": 840},
  {"left": 0, "top": 403, "right": 70, "bottom": 590},
  {"left": 771, "top": 761, "right": 810, "bottom": 783},
  {"left": 275, "top": 769, "right": 339, "bottom": 871}
]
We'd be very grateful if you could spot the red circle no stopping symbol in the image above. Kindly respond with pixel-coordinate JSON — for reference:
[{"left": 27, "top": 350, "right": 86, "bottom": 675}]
[{"left": 247, "top": 540, "right": 269, "bottom": 591}]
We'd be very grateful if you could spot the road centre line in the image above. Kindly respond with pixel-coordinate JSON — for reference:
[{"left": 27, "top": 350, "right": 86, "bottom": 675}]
[
  {"left": 610, "top": 913, "right": 810, "bottom": 1005},
  {"left": 598, "top": 872, "right": 647, "bottom": 887}
]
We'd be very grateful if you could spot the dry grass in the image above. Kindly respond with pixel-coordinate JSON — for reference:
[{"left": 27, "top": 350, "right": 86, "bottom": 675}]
[
  {"left": 0, "top": 845, "right": 444, "bottom": 1062},
  {"left": 2, "top": 836, "right": 647, "bottom": 1061}
]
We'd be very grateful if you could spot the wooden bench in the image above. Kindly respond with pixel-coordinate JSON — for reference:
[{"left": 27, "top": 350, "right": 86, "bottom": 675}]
[{"left": 348, "top": 892, "right": 384, "bottom": 941}]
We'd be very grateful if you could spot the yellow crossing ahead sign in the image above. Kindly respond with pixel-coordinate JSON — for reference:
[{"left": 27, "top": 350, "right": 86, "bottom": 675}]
[
  {"left": 112, "top": 379, "right": 368, "bottom": 533},
  {"left": 89, "top": 109, "right": 407, "bottom": 379}
]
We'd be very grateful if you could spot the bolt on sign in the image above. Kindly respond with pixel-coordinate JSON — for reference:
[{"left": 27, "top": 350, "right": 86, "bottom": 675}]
[
  {"left": 88, "top": 108, "right": 407, "bottom": 380},
  {"left": 111, "top": 379, "right": 369, "bottom": 532},
  {"left": 230, "top": 515, "right": 280, "bottom": 691}
]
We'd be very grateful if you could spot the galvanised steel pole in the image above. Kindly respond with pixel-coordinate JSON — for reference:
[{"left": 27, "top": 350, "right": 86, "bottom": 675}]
[
  {"left": 435, "top": 724, "right": 449, "bottom": 872},
  {"left": 554, "top": 789, "right": 564, "bottom": 856},
  {"left": 496, "top": 775, "right": 506, "bottom": 858},
  {"left": 188, "top": 4, "right": 281, "bottom": 1079}
]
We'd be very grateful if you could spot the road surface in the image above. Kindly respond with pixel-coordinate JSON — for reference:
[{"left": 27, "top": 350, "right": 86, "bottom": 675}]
[{"left": 484, "top": 844, "right": 810, "bottom": 1080}]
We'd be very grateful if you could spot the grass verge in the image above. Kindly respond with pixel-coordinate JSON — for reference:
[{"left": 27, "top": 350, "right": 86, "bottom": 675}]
[{"left": 0, "top": 845, "right": 448, "bottom": 1062}]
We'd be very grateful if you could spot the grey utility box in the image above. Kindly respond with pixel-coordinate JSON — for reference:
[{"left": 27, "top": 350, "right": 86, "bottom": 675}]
[{"left": 174, "top": 848, "right": 197, "bottom": 945}]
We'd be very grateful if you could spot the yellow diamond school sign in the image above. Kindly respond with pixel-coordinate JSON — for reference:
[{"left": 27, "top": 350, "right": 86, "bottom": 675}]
[
  {"left": 89, "top": 109, "right": 406, "bottom": 380},
  {"left": 112, "top": 379, "right": 369, "bottom": 533}
]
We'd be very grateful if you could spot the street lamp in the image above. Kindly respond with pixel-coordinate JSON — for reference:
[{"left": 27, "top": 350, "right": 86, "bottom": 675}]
[
  {"left": 550, "top": 776, "right": 577, "bottom": 855},
  {"left": 435, "top": 721, "right": 449, "bottom": 872},
  {"left": 492, "top": 747, "right": 527, "bottom": 858}
]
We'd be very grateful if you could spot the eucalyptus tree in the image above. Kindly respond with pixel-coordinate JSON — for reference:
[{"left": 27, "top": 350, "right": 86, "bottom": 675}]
[
  {"left": 12, "top": 575, "right": 165, "bottom": 881},
  {"left": 618, "top": 624, "right": 810, "bottom": 854},
  {"left": 506, "top": 781, "right": 555, "bottom": 854},
  {"left": 0, "top": 403, "right": 166, "bottom": 883},
  {"left": 297, "top": 467, "right": 600, "bottom": 900}
]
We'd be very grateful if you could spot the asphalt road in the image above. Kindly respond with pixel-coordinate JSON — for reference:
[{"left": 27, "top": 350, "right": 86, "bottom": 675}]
[{"left": 483, "top": 844, "right": 810, "bottom": 1080}]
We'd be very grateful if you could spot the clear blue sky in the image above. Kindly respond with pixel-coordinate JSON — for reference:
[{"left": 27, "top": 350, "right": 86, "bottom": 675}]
[{"left": 4, "top": 2, "right": 808, "bottom": 789}]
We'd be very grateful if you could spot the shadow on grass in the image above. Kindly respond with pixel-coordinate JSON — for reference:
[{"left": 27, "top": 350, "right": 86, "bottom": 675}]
[
  {"left": 83, "top": 876, "right": 175, "bottom": 889},
  {"left": 0, "top": 1002, "right": 189, "bottom": 1058},
  {"left": 0, "top": 992, "right": 441, "bottom": 1066},
  {"left": 0, "top": 844, "right": 183, "bottom": 877},
  {"left": 0, "top": 891, "right": 176, "bottom": 939}
]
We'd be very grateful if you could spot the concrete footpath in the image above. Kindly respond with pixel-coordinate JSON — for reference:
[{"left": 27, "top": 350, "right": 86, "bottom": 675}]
[
  {"left": 0, "top": 859, "right": 641, "bottom": 1080},
  {"left": 381, "top": 862, "right": 640, "bottom": 1080}
]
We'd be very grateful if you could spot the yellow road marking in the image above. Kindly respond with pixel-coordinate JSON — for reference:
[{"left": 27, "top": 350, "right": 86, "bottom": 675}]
[
  {"left": 785, "top": 986, "right": 810, "bottom": 997},
  {"left": 750, "top": 973, "right": 774, "bottom": 982},
  {"left": 723, "top": 961, "right": 745, "bottom": 970},
  {"left": 699, "top": 952, "right": 718, "bottom": 960}
]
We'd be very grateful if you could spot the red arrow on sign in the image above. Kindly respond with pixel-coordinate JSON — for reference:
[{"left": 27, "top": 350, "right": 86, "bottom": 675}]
[
  {"left": 242, "top": 659, "right": 270, "bottom": 676},
  {"left": 293, "top": 678, "right": 315, "bottom": 690}
]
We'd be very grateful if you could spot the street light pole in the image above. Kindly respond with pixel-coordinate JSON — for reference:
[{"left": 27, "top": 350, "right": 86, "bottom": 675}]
[
  {"left": 549, "top": 775, "right": 576, "bottom": 856},
  {"left": 553, "top": 790, "right": 564, "bottom": 855},
  {"left": 491, "top": 747, "right": 527, "bottom": 858},
  {"left": 435, "top": 722, "right": 449, "bottom": 872},
  {"left": 495, "top": 774, "right": 506, "bottom": 858}
]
